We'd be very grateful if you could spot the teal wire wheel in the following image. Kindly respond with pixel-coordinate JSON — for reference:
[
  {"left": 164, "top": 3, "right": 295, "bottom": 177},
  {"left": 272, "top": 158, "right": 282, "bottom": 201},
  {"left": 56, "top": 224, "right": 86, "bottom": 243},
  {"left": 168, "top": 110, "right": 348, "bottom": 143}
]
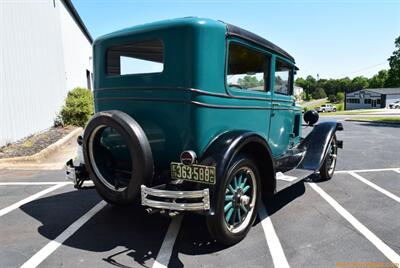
[{"left": 223, "top": 166, "right": 257, "bottom": 234}]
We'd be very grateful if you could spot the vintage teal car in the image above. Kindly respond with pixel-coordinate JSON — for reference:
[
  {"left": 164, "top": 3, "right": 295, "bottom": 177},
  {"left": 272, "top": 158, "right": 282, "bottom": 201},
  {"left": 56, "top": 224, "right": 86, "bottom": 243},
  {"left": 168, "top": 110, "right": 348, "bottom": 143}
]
[{"left": 66, "top": 17, "right": 343, "bottom": 245}]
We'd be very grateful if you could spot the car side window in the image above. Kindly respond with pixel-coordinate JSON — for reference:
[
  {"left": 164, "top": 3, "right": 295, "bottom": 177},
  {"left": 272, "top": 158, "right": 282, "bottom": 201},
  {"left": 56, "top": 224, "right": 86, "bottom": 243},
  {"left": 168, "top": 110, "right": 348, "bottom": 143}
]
[
  {"left": 227, "top": 42, "right": 270, "bottom": 92},
  {"left": 274, "top": 60, "right": 292, "bottom": 95}
]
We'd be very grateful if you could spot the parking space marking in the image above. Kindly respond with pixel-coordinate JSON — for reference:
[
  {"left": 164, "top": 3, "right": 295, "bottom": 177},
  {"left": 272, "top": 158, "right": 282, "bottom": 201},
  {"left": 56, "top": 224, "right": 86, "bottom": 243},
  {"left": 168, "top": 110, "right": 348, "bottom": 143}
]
[
  {"left": 258, "top": 203, "right": 290, "bottom": 268},
  {"left": 394, "top": 169, "right": 400, "bottom": 174},
  {"left": 309, "top": 183, "right": 400, "bottom": 264},
  {"left": 0, "top": 182, "right": 71, "bottom": 186},
  {"left": 0, "top": 182, "right": 70, "bottom": 217},
  {"left": 20, "top": 201, "right": 107, "bottom": 268},
  {"left": 276, "top": 172, "right": 298, "bottom": 182},
  {"left": 348, "top": 172, "right": 400, "bottom": 203},
  {"left": 336, "top": 168, "right": 400, "bottom": 174},
  {"left": 153, "top": 215, "right": 183, "bottom": 268}
]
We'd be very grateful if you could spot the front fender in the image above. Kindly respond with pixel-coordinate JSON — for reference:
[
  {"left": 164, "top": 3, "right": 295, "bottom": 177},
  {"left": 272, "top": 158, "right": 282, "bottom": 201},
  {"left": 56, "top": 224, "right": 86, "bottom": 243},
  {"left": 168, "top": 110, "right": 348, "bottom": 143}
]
[{"left": 297, "top": 121, "right": 343, "bottom": 171}]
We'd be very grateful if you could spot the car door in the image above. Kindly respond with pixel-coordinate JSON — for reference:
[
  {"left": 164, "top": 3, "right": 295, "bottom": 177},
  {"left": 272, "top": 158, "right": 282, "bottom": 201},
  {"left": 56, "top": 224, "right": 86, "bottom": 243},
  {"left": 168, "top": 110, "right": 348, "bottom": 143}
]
[
  {"left": 225, "top": 40, "right": 273, "bottom": 139},
  {"left": 268, "top": 57, "right": 295, "bottom": 157}
]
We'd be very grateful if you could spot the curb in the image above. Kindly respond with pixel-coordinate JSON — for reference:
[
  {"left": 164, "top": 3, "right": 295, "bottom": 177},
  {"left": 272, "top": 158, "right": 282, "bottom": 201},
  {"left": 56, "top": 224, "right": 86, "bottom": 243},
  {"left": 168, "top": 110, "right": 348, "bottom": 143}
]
[
  {"left": 0, "top": 127, "right": 83, "bottom": 165},
  {"left": 344, "top": 119, "right": 400, "bottom": 125}
]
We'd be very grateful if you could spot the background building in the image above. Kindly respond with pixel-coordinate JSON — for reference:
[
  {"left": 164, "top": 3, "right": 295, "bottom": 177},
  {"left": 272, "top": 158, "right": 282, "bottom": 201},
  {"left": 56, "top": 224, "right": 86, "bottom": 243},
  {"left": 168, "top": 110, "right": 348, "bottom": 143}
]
[
  {"left": 0, "top": 0, "right": 92, "bottom": 146},
  {"left": 293, "top": 86, "right": 304, "bottom": 101},
  {"left": 345, "top": 88, "right": 400, "bottom": 110}
]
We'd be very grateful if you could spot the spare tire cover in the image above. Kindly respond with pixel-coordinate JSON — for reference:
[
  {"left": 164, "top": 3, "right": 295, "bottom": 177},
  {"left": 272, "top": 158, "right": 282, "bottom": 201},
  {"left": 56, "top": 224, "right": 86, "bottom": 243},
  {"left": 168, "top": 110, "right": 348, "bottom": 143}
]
[{"left": 83, "top": 110, "right": 153, "bottom": 204}]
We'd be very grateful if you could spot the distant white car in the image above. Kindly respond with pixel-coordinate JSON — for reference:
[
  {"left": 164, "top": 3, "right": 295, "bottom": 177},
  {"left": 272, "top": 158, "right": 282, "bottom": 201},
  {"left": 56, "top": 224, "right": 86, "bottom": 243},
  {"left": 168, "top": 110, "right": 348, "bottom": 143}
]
[
  {"left": 317, "top": 104, "right": 337, "bottom": 113},
  {"left": 388, "top": 100, "right": 400, "bottom": 109}
]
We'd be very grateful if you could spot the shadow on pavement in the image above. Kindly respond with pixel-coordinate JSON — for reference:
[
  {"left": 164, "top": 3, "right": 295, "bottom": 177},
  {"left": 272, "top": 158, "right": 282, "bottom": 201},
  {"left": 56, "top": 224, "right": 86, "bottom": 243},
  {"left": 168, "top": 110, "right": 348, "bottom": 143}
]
[
  {"left": 19, "top": 177, "right": 313, "bottom": 267},
  {"left": 168, "top": 178, "right": 308, "bottom": 267},
  {"left": 20, "top": 188, "right": 170, "bottom": 267}
]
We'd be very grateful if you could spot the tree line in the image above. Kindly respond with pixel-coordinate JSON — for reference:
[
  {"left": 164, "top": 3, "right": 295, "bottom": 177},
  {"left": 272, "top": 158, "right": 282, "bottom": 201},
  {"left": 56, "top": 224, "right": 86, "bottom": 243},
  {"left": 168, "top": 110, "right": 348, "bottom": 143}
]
[{"left": 295, "top": 36, "right": 400, "bottom": 101}]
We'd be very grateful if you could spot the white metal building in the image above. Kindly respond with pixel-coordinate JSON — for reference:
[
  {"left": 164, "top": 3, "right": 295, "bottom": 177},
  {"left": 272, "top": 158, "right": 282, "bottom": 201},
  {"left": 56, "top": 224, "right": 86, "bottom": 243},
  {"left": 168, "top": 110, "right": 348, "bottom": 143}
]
[
  {"left": 0, "top": 0, "right": 92, "bottom": 146},
  {"left": 294, "top": 86, "right": 304, "bottom": 101},
  {"left": 345, "top": 88, "right": 400, "bottom": 110}
]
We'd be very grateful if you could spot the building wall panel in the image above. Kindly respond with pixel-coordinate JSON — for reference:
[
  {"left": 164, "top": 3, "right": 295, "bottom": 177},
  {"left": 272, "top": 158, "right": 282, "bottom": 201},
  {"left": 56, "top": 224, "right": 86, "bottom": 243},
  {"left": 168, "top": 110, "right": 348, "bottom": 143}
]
[{"left": 0, "top": 0, "right": 92, "bottom": 146}]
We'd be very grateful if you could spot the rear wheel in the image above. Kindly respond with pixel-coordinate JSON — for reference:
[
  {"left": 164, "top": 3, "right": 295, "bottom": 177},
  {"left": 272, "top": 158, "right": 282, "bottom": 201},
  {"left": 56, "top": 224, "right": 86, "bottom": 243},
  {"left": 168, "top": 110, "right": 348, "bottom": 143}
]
[
  {"left": 319, "top": 136, "right": 337, "bottom": 181},
  {"left": 206, "top": 155, "right": 260, "bottom": 245}
]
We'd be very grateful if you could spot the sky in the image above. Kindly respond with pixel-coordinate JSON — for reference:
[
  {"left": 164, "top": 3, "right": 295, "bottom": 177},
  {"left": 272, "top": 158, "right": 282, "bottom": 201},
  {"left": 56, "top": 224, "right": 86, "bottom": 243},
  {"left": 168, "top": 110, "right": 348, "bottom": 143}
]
[{"left": 72, "top": 0, "right": 400, "bottom": 79}]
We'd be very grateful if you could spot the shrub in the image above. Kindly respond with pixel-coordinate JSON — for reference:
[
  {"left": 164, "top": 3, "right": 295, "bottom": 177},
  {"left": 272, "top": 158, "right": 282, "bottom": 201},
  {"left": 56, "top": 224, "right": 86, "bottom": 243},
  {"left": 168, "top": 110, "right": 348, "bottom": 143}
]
[
  {"left": 328, "top": 94, "right": 336, "bottom": 103},
  {"left": 336, "top": 92, "right": 345, "bottom": 102},
  {"left": 59, "top": 87, "right": 93, "bottom": 127}
]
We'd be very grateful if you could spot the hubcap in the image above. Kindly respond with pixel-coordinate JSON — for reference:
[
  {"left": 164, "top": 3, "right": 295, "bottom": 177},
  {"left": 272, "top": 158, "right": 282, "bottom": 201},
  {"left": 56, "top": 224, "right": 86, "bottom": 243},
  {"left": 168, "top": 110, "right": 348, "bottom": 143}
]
[{"left": 224, "top": 167, "right": 256, "bottom": 233}]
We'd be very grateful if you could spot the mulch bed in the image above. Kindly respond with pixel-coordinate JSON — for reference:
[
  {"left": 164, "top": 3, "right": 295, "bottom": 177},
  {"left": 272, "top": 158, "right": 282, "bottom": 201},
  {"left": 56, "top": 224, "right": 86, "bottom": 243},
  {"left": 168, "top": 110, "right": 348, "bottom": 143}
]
[{"left": 0, "top": 126, "right": 76, "bottom": 159}]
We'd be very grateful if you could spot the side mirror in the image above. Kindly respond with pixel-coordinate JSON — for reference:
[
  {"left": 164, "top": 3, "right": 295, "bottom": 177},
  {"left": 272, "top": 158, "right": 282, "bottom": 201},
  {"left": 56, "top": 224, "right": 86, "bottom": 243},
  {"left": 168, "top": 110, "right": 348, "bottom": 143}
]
[{"left": 303, "top": 110, "right": 319, "bottom": 126}]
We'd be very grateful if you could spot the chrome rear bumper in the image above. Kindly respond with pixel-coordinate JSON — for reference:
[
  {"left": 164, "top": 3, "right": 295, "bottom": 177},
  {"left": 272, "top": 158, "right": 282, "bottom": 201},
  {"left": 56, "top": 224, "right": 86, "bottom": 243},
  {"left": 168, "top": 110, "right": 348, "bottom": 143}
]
[{"left": 140, "top": 184, "right": 210, "bottom": 211}]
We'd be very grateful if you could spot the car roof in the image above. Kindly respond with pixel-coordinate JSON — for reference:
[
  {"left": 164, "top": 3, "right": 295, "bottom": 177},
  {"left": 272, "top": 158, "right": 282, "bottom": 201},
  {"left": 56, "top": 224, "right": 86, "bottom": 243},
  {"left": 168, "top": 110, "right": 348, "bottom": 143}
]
[{"left": 95, "top": 17, "right": 296, "bottom": 64}]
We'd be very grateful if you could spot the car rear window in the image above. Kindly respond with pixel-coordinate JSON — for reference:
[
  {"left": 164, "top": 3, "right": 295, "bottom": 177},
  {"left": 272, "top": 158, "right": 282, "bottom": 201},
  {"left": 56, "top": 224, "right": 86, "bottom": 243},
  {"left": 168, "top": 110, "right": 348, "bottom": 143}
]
[{"left": 106, "top": 39, "right": 163, "bottom": 76}]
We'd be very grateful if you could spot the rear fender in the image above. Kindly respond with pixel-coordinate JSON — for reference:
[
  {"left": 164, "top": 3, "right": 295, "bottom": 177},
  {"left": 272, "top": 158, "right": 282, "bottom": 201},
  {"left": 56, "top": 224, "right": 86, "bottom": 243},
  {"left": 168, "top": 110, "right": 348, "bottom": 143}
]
[
  {"left": 297, "top": 121, "right": 343, "bottom": 171},
  {"left": 199, "top": 130, "right": 275, "bottom": 214}
]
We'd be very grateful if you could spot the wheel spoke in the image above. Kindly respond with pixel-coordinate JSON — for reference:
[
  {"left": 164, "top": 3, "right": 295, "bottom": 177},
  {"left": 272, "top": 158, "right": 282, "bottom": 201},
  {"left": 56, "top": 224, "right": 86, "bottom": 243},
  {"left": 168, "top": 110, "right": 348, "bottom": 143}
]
[
  {"left": 237, "top": 174, "right": 243, "bottom": 188},
  {"left": 240, "top": 203, "right": 248, "bottom": 213},
  {"left": 240, "top": 176, "right": 248, "bottom": 189},
  {"left": 242, "top": 185, "right": 250, "bottom": 194},
  {"left": 226, "top": 207, "right": 234, "bottom": 223},
  {"left": 225, "top": 195, "right": 233, "bottom": 201},
  {"left": 228, "top": 184, "right": 235, "bottom": 194},
  {"left": 224, "top": 201, "right": 233, "bottom": 212},
  {"left": 237, "top": 208, "right": 242, "bottom": 222},
  {"left": 233, "top": 176, "right": 238, "bottom": 189}
]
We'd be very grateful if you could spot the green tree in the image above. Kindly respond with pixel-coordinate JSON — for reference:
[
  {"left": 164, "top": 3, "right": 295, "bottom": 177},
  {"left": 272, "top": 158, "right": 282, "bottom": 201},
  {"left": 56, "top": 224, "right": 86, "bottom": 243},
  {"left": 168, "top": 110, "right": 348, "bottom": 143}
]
[
  {"left": 369, "top": 70, "right": 388, "bottom": 88},
  {"left": 385, "top": 36, "right": 400, "bottom": 87},
  {"left": 312, "top": 88, "right": 327, "bottom": 99},
  {"left": 350, "top": 76, "right": 369, "bottom": 92},
  {"left": 336, "top": 92, "right": 345, "bottom": 102},
  {"left": 238, "top": 75, "right": 260, "bottom": 88}
]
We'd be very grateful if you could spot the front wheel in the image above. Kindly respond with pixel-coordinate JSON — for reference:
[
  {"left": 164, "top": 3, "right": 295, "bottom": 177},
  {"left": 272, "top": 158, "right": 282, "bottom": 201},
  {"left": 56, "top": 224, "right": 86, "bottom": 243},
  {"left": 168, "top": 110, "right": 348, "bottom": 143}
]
[
  {"left": 319, "top": 136, "right": 337, "bottom": 180},
  {"left": 206, "top": 155, "right": 260, "bottom": 245}
]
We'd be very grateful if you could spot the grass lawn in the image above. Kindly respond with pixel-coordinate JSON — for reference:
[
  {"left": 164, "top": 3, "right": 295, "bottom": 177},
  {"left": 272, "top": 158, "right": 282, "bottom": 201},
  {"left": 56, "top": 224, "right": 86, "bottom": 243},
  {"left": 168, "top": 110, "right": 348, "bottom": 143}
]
[
  {"left": 301, "top": 99, "right": 344, "bottom": 112},
  {"left": 347, "top": 117, "right": 400, "bottom": 123}
]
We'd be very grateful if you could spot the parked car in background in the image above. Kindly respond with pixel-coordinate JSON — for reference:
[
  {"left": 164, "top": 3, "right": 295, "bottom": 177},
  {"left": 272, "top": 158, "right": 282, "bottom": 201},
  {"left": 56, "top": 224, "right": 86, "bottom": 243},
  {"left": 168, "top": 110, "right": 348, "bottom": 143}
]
[
  {"left": 317, "top": 104, "right": 337, "bottom": 112},
  {"left": 388, "top": 100, "right": 400, "bottom": 109}
]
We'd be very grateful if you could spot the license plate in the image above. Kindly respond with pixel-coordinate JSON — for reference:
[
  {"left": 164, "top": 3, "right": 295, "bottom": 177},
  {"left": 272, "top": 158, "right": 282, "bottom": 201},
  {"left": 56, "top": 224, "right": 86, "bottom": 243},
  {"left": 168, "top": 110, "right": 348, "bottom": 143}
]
[{"left": 171, "top": 162, "right": 216, "bottom": 184}]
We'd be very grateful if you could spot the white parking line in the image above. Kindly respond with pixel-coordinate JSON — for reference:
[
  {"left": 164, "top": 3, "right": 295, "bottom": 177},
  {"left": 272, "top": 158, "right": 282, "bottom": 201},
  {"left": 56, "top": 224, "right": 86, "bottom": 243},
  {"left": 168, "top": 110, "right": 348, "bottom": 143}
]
[
  {"left": 309, "top": 183, "right": 400, "bottom": 264},
  {"left": 258, "top": 203, "right": 290, "bottom": 268},
  {"left": 276, "top": 172, "right": 298, "bottom": 182},
  {"left": 336, "top": 167, "right": 400, "bottom": 174},
  {"left": 0, "top": 182, "right": 69, "bottom": 217},
  {"left": 0, "top": 182, "right": 71, "bottom": 186},
  {"left": 153, "top": 215, "right": 183, "bottom": 268},
  {"left": 394, "top": 169, "right": 400, "bottom": 174},
  {"left": 20, "top": 201, "right": 107, "bottom": 268},
  {"left": 348, "top": 172, "right": 400, "bottom": 203}
]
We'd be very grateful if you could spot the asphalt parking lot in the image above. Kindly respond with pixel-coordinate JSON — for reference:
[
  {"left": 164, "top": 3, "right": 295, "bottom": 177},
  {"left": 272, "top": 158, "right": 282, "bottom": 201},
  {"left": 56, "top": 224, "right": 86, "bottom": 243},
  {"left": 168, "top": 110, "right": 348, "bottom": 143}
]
[{"left": 0, "top": 119, "right": 399, "bottom": 268}]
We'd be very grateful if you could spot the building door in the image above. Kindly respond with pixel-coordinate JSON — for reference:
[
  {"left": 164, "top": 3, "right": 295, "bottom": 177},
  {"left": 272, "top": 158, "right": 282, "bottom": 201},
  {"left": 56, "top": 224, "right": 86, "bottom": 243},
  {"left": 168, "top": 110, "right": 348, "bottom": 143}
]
[{"left": 372, "top": 99, "right": 377, "bottom": 108}]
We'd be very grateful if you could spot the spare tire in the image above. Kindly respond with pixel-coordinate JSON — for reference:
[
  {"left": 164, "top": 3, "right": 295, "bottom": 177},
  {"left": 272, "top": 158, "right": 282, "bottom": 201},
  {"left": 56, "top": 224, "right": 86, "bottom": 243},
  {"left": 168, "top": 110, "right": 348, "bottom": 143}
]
[{"left": 83, "top": 110, "right": 153, "bottom": 205}]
